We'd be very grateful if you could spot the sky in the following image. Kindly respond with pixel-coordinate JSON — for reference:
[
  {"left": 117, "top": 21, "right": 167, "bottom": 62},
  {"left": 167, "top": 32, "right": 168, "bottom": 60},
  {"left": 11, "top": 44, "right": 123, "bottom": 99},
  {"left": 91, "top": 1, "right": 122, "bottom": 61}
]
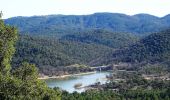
[{"left": 1, "top": 0, "right": 170, "bottom": 19}]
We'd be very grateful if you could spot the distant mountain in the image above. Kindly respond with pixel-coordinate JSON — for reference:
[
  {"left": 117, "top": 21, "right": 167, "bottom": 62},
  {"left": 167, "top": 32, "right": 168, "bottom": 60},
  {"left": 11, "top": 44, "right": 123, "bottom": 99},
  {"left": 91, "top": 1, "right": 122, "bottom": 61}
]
[{"left": 4, "top": 13, "right": 170, "bottom": 36}]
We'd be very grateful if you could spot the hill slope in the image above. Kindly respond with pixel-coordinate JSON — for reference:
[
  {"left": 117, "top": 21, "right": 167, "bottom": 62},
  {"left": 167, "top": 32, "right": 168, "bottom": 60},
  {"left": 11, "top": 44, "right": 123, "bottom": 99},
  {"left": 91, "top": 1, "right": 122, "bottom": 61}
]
[
  {"left": 12, "top": 35, "right": 114, "bottom": 68},
  {"left": 111, "top": 29, "right": 170, "bottom": 64},
  {"left": 12, "top": 29, "right": 138, "bottom": 70},
  {"left": 61, "top": 29, "right": 138, "bottom": 48}
]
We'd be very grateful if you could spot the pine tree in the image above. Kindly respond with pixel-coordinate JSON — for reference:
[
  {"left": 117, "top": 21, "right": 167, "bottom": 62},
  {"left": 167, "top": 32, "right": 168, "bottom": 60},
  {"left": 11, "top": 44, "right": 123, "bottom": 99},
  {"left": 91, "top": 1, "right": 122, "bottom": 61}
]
[{"left": 0, "top": 13, "right": 18, "bottom": 75}]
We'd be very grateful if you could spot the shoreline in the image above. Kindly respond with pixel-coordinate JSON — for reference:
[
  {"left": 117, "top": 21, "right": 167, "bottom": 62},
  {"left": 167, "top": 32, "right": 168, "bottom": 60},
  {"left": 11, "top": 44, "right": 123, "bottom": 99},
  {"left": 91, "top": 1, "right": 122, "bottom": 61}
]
[{"left": 38, "top": 71, "right": 97, "bottom": 80}]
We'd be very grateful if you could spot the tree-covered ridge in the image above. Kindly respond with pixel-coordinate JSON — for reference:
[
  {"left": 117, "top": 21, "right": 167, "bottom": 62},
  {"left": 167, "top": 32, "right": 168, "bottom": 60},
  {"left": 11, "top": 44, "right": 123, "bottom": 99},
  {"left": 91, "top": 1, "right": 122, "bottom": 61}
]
[
  {"left": 112, "top": 29, "right": 170, "bottom": 64},
  {"left": 5, "top": 13, "right": 170, "bottom": 36},
  {"left": 61, "top": 29, "right": 138, "bottom": 48},
  {"left": 12, "top": 29, "right": 139, "bottom": 74},
  {"left": 12, "top": 34, "right": 114, "bottom": 70}
]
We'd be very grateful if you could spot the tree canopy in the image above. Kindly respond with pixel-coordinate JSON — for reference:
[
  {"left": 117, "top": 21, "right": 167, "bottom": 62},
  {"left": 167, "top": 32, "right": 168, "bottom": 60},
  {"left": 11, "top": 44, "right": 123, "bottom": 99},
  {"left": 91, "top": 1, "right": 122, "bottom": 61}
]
[{"left": 0, "top": 15, "right": 61, "bottom": 100}]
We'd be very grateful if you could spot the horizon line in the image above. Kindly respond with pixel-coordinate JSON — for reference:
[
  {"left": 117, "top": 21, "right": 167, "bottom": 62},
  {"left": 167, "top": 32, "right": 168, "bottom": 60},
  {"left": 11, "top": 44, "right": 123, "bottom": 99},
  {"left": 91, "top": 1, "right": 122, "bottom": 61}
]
[{"left": 4, "top": 12, "right": 170, "bottom": 19}]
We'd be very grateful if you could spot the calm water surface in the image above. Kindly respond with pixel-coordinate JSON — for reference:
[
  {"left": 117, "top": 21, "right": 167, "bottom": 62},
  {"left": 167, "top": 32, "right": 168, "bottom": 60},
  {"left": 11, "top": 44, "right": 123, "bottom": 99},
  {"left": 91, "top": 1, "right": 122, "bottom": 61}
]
[{"left": 44, "top": 72, "right": 110, "bottom": 93}]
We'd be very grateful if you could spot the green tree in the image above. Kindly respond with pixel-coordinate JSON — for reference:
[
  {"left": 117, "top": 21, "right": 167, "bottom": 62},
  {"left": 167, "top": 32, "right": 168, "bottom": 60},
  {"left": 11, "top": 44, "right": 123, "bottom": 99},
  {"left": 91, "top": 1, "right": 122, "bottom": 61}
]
[
  {"left": 0, "top": 14, "right": 61, "bottom": 100},
  {"left": 0, "top": 14, "right": 18, "bottom": 75},
  {"left": 13, "top": 62, "right": 38, "bottom": 81}
]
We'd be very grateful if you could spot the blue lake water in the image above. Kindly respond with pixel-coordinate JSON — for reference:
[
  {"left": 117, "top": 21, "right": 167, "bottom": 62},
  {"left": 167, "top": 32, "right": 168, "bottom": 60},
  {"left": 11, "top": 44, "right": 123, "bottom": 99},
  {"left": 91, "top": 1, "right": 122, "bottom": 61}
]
[{"left": 44, "top": 72, "right": 110, "bottom": 93}]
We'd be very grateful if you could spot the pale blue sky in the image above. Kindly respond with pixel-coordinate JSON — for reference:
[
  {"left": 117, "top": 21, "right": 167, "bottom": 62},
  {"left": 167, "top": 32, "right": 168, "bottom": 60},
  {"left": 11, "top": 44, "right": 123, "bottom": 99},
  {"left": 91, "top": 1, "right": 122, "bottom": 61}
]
[{"left": 1, "top": 0, "right": 170, "bottom": 19}]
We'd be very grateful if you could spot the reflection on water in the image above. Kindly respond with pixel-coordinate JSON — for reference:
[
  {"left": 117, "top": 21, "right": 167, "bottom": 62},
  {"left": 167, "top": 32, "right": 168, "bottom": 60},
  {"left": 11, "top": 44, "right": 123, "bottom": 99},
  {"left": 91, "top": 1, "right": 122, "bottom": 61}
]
[{"left": 44, "top": 72, "right": 110, "bottom": 93}]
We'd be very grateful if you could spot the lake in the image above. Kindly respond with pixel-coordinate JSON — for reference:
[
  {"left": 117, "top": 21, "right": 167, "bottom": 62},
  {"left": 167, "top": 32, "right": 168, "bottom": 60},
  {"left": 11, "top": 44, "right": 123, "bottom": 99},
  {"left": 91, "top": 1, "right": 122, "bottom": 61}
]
[{"left": 44, "top": 72, "right": 111, "bottom": 93}]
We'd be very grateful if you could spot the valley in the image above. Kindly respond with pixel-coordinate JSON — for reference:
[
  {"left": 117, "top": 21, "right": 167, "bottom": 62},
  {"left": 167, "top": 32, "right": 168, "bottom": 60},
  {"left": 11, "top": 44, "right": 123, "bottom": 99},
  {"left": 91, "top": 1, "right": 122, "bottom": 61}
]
[{"left": 0, "top": 12, "right": 170, "bottom": 99}]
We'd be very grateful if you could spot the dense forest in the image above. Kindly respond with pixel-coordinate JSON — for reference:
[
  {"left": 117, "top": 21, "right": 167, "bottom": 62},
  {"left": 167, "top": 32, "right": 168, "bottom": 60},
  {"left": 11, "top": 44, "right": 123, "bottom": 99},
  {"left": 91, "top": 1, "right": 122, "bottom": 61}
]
[
  {"left": 12, "top": 34, "right": 113, "bottom": 75},
  {"left": 5, "top": 13, "right": 170, "bottom": 71},
  {"left": 11, "top": 29, "right": 138, "bottom": 75},
  {"left": 111, "top": 29, "right": 170, "bottom": 65},
  {"left": 61, "top": 29, "right": 138, "bottom": 48},
  {"left": 5, "top": 13, "right": 170, "bottom": 37}
]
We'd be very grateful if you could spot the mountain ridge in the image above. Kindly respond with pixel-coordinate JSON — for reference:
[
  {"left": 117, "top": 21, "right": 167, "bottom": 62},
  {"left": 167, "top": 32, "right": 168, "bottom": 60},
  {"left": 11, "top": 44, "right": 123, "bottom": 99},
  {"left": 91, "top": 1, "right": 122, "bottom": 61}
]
[
  {"left": 5, "top": 12, "right": 168, "bottom": 19},
  {"left": 5, "top": 12, "right": 170, "bottom": 36},
  {"left": 109, "top": 29, "right": 170, "bottom": 65}
]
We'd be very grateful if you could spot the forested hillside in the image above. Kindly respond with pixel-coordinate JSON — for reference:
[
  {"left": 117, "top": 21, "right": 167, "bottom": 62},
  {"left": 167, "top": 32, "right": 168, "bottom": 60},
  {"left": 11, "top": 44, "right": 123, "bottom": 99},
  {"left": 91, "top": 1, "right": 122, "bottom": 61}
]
[
  {"left": 5, "top": 13, "right": 170, "bottom": 36},
  {"left": 13, "top": 34, "right": 114, "bottom": 68},
  {"left": 111, "top": 29, "right": 170, "bottom": 64},
  {"left": 6, "top": 12, "right": 170, "bottom": 73},
  {"left": 61, "top": 29, "right": 138, "bottom": 48},
  {"left": 12, "top": 30, "right": 138, "bottom": 71}
]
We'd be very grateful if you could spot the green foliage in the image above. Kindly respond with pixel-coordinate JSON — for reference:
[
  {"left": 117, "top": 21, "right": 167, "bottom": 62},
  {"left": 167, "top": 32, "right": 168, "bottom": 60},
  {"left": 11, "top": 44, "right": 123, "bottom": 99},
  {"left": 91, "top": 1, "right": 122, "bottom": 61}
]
[
  {"left": 12, "top": 34, "right": 115, "bottom": 73},
  {"left": 13, "top": 62, "right": 38, "bottom": 81},
  {"left": 123, "top": 89, "right": 168, "bottom": 100},
  {"left": 112, "top": 29, "right": 170, "bottom": 64},
  {"left": 0, "top": 17, "right": 61, "bottom": 100},
  {"left": 61, "top": 74, "right": 170, "bottom": 100},
  {"left": 140, "top": 64, "right": 169, "bottom": 75},
  {"left": 62, "top": 90, "right": 122, "bottom": 100},
  {"left": 11, "top": 29, "right": 138, "bottom": 75},
  {"left": 1, "top": 13, "right": 170, "bottom": 100},
  {"left": 0, "top": 19, "right": 18, "bottom": 75},
  {"left": 61, "top": 29, "right": 138, "bottom": 48},
  {"left": 61, "top": 88, "right": 170, "bottom": 100},
  {"left": 0, "top": 67, "right": 61, "bottom": 100}
]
